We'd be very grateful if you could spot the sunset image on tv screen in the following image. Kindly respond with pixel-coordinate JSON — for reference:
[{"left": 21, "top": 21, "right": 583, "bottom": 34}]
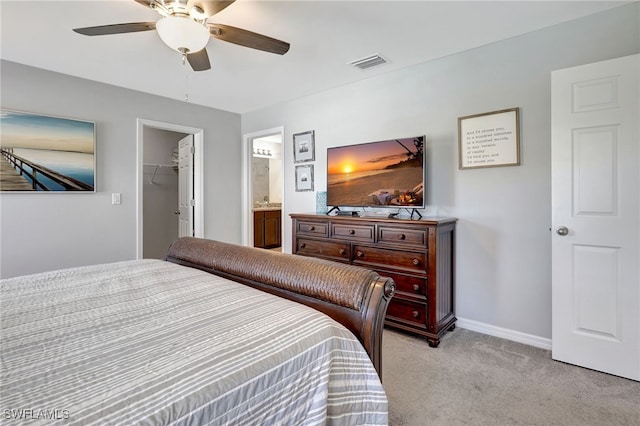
[{"left": 327, "top": 136, "right": 424, "bottom": 208}]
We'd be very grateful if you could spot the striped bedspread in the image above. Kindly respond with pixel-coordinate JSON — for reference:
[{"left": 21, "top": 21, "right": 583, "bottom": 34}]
[{"left": 0, "top": 259, "right": 387, "bottom": 425}]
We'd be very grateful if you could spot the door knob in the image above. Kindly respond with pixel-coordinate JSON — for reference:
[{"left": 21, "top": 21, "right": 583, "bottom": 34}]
[{"left": 556, "top": 226, "right": 569, "bottom": 236}]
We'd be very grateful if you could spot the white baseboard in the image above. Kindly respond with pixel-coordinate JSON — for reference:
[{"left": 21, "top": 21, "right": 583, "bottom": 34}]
[{"left": 456, "top": 317, "right": 552, "bottom": 351}]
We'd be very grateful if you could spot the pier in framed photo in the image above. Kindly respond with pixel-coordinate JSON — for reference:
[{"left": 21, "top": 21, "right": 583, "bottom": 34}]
[{"left": 0, "top": 109, "right": 95, "bottom": 192}]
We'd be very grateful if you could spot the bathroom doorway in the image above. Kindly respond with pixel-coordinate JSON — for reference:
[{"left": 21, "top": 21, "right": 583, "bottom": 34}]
[{"left": 242, "top": 127, "right": 284, "bottom": 250}]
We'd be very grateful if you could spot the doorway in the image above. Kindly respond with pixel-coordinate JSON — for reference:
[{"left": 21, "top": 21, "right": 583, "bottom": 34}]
[
  {"left": 241, "top": 127, "right": 284, "bottom": 249},
  {"left": 136, "top": 119, "right": 204, "bottom": 259},
  {"left": 142, "top": 129, "right": 186, "bottom": 259}
]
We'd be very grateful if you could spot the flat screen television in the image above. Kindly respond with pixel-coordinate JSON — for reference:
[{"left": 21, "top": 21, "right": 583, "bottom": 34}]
[{"left": 327, "top": 135, "right": 425, "bottom": 209}]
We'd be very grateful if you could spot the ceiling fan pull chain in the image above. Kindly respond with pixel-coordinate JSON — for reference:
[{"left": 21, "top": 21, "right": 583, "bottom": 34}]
[{"left": 183, "top": 53, "right": 190, "bottom": 101}]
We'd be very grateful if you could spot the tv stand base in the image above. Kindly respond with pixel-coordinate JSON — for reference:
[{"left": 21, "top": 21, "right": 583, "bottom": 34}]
[{"left": 406, "top": 208, "right": 423, "bottom": 219}]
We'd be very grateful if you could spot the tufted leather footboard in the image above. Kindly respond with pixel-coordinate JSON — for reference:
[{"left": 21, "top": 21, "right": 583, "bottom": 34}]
[{"left": 164, "top": 237, "right": 395, "bottom": 377}]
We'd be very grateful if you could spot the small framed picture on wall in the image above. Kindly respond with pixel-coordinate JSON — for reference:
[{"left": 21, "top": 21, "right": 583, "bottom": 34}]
[
  {"left": 293, "top": 130, "right": 315, "bottom": 163},
  {"left": 295, "top": 164, "right": 314, "bottom": 192}
]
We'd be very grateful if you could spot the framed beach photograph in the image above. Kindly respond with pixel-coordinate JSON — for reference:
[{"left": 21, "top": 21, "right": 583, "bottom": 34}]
[
  {"left": 295, "top": 164, "right": 314, "bottom": 192},
  {"left": 458, "top": 107, "right": 520, "bottom": 170},
  {"left": 293, "top": 130, "right": 315, "bottom": 163},
  {"left": 0, "top": 109, "right": 96, "bottom": 192}
]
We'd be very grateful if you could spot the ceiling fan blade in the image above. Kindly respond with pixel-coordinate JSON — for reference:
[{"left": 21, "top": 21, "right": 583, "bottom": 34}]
[
  {"left": 188, "top": 1, "right": 236, "bottom": 17},
  {"left": 187, "top": 49, "right": 211, "bottom": 71},
  {"left": 73, "top": 22, "right": 156, "bottom": 36},
  {"left": 208, "top": 24, "right": 290, "bottom": 55},
  {"left": 133, "top": 0, "right": 155, "bottom": 9}
]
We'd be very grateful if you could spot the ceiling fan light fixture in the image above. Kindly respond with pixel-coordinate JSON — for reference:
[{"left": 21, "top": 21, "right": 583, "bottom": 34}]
[{"left": 156, "top": 16, "right": 209, "bottom": 53}]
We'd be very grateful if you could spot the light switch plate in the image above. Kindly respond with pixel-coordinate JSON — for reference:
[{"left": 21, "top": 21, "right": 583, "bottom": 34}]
[{"left": 112, "top": 193, "right": 121, "bottom": 205}]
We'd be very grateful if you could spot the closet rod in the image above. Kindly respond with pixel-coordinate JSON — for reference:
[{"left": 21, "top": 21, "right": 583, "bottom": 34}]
[{"left": 145, "top": 163, "right": 177, "bottom": 184}]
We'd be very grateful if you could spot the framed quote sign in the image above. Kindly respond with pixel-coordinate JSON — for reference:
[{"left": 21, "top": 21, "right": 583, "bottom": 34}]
[{"left": 458, "top": 108, "right": 520, "bottom": 169}]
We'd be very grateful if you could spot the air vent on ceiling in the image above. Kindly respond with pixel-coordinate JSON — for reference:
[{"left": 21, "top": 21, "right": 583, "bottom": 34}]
[{"left": 348, "top": 54, "right": 388, "bottom": 70}]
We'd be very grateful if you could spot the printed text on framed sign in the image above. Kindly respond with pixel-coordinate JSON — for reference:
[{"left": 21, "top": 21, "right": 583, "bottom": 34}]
[{"left": 458, "top": 108, "right": 520, "bottom": 169}]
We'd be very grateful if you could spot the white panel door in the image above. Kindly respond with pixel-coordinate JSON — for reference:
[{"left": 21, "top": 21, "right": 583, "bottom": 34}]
[
  {"left": 178, "top": 135, "right": 194, "bottom": 238},
  {"left": 551, "top": 54, "right": 639, "bottom": 380}
]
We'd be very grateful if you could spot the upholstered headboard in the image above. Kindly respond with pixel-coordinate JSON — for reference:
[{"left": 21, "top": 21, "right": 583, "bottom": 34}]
[{"left": 165, "top": 237, "right": 395, "bottom": 376}]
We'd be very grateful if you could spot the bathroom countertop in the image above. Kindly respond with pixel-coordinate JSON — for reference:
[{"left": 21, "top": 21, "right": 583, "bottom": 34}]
[{"left": 252, "top": 206, "right": 282, "bottom": 212}]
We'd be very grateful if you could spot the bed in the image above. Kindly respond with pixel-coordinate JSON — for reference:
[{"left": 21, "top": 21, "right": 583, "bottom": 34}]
[{"left": 0, "top": 237, "right": 395, "bottom": 425}]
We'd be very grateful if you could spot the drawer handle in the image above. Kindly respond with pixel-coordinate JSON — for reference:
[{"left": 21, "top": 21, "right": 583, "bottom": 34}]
[
  {"left": 300, "top": 243, "right": 306, "bottom": 249},
  {"left": 356, "top": 250, "right": 365, "bottom": 258},
  {"left": 412, "top": 258, "right": 420, "bottom": 266},
  {"left": 398, "top": 234, "right": 406, "bottom": 240},
  {"left": 309, "top": 226, "right": 315, "bottom": 231},
  {"left": 412, "top": 284, "right": 420, "bottom": 292},
  {"left": 339, "top": 248, "right": 346, "bottom": 255},
  {"left": 412, "top": 310, "right": 419, "bottom": 318},
  {"left": 349, "top": 229, "right": 355, "bottom": 235}
]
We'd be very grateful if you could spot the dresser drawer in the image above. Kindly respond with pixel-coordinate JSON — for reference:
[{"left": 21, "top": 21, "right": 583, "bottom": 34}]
[
  {"left": 378, "top": 270, "right": 426, "bottom": 299},
  {"left": 352, "top": 245, "right": 427, "bottom": 273},
  {"left": 386, "top": 298, "right": 427, "bottom": 327},
  {"left": 378, "top": 226, "right": 427, "bottom": 247},
  {"left": 331, "top": 223, "right": 375, "bottom": 242},
  {"left": 296, "top": 221, "right": 329, "bottom": 237},
  {"left": 295, "top": 238, "right": 349, "bottom": 262}
]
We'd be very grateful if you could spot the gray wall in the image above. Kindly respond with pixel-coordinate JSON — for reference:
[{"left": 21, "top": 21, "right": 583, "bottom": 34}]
[
  {"left": 241, "top": 4, "right": 640, "bottom": 340},
  {"left": 0, "top": 61, "right": 241, "bottom": 278}
]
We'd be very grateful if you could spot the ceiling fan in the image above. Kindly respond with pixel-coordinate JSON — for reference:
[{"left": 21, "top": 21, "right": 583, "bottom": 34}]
[{"left": 73, "top": 0, "right": 290, "bottom": 72}]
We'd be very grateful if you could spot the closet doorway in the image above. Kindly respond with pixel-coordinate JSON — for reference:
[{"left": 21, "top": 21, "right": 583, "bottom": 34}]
[{"left": 136, "top": 119, "right": 204, "bottom": 259}]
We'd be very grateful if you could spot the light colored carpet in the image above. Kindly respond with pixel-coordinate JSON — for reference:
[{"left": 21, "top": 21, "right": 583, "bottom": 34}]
[{"left": 381, "top": 328, "right": 640, "bottom": 426}]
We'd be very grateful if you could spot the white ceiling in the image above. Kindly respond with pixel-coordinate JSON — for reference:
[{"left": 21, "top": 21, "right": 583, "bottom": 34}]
[{"left": 0, "top": 1, "right": 629, "bottom": 114}]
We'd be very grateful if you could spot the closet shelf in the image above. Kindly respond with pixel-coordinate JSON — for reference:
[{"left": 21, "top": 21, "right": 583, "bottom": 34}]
[{"left": 144, "top": 163, "right": 178, "bottom": 184}]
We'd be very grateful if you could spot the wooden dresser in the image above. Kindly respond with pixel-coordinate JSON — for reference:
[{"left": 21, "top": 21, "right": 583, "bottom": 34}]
[{"left": 290, "top": 213, "right": 457, "bottom": 347}]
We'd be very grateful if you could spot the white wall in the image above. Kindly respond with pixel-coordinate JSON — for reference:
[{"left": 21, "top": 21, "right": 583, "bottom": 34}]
[
  {"left": 268, "top": 157, "right": 283, "bottom": 204},
  {"left": 252, "top": 156, "right": 270, "bottom": 204},
  {"left": 241, "top": 4, "right": 640, "bottom": 340},
  {"left": 0, "top": 61, "right": 242, "bottom": 278}
]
